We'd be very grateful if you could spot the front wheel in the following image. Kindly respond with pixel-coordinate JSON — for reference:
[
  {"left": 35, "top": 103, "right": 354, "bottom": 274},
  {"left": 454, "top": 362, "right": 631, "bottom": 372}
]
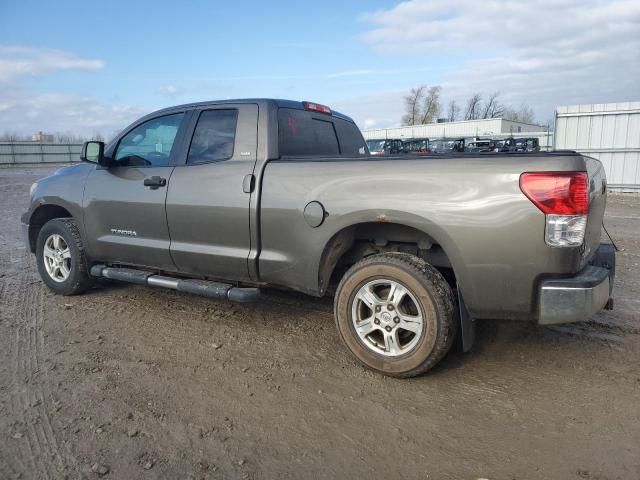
[
  {"left": 36, "top": 218, "right": 94, "bottom": 295},
  {"left": 334, "top": 253, "right": 458, "bottom": 377}
]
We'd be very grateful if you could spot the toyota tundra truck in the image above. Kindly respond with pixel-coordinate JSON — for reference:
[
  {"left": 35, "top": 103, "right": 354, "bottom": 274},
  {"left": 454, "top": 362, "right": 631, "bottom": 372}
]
[{"left": 22, "top": 99, "right": 615, "bottom": 377}]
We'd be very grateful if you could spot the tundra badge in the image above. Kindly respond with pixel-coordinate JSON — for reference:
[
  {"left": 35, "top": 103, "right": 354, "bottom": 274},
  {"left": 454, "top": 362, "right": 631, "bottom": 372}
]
[{"left": 110, "top": 228, "right": 137, "bottom": 237}]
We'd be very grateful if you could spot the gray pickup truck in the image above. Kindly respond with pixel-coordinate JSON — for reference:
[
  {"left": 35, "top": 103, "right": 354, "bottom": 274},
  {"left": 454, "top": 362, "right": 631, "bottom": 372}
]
[{"left": 22, "top": 99, "right": 615, "bottom": 377}]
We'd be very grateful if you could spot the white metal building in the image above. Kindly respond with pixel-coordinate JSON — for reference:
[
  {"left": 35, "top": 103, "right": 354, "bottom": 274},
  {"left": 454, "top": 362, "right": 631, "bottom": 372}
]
[
  {"left": 554, "top": 102, "right": 640, "bottom": 192},
  {"left": 362, "top": 101, "right": 640, "bottom": 191}
]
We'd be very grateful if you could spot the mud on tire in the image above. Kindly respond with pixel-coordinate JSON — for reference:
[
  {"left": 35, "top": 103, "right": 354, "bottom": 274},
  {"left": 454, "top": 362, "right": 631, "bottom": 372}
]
[
  {"left": 36, "top": 218, "right": 94, "bottom": 296},
  {"left": 334, "top": 252, "right": 458, "bottom": 378}
]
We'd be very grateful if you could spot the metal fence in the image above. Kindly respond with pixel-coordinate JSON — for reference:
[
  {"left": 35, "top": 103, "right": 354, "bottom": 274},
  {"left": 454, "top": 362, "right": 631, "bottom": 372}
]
[
  {"left": 554, "top": 102, "right": 640, "bottom": 192},
  {"left": 0, "top": 143, "right": 83, "bottom": 165}
]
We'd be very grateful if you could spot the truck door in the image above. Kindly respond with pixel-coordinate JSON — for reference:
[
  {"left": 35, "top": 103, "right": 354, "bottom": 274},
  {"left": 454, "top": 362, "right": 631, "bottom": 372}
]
[
  {"left": 83, "top": 112, "right": 188, "bottom": 270},
  {"left": 165, "top": 104, "right": 258, "bottom": 282}
]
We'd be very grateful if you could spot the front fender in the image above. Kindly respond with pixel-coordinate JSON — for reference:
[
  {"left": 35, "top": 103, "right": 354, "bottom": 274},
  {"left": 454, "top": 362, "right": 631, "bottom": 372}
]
[{"left": 23, "top": 163, "right": 93, "bottom": 250}]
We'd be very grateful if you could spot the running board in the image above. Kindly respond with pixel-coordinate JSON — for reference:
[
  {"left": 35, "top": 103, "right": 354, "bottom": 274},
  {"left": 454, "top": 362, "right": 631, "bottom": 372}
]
[{"left": 90, "top": 265, "right": 260, "bottom": 303}]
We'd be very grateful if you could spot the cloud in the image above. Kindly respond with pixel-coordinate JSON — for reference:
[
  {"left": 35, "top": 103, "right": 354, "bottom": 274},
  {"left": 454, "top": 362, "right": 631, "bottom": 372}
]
[
  {"left": 332, "top": 89, "right": 406, "bottom": 130},
  {"left": 156, "top": 84, "right": 183, "bottom": 96},
  {"left": 325, "top": 70, "right": 375, "bottom": 79},
  {"left": 0, "top": 45, "right": 104, "bottom": 83},
  {"left": 362, "top": 0, "right": 640, "bottom": 53},
  {"left": 0, "top": 87, "right": 145, "bottom": 137},
  {"left": 359, "top": 0, "right": 640, "bottom": 124},
  {"left": 0, "top": 46, "right": 142, "bottom": 137}
]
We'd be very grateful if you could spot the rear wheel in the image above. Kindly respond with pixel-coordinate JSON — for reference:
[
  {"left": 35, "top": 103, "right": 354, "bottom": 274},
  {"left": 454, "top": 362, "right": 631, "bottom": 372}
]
[
  {"left": 36, "top": 218, "right": 94, "bottom": 295},
  {"left": 334, "top": 253, "right": 457, "bottom": 377}
]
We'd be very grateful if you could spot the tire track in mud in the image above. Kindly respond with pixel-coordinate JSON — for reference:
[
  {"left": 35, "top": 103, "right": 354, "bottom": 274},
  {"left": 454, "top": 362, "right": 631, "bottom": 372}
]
[
  {"left": 6, "top": 272, "right": 41, "bottom": 477},
  {"left": 5, "top": 260, "right": 79, "bottom": 479}
]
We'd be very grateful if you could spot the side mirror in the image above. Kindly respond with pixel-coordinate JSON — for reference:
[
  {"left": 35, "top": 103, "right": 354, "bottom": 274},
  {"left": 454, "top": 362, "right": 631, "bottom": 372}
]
[{"left": 81, "top": 141, "right": 106, "bottom": 165}]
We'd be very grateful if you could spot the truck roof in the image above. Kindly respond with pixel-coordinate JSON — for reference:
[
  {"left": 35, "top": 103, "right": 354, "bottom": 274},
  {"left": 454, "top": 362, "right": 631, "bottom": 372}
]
[{"left": 147, "top": 98, "right": 356, "bottom": 123}]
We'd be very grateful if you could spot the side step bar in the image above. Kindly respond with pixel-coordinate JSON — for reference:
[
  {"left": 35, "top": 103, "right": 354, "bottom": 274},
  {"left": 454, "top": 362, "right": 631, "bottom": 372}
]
[{"left": 90, "top": 265, "right": 260, "bottom": 303}]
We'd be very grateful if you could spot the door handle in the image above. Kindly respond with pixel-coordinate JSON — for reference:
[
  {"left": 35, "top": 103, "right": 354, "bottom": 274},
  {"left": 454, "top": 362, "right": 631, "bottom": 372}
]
[{"left": 143, "top": 176, "right": 167, "bottom": 189}]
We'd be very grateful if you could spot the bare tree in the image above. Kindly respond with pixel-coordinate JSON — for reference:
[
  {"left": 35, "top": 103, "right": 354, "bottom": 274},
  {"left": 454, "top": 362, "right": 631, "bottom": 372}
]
[
  {"left": 481, "top": 91, "right": 505, "bottom": 119},
  {"left": 520, "top": 104, "right": 536, "bottom": 124},
  {"left": 419, "top": 86, "right": 442, "bottom": 124},
  {"left": 504, "top": 102, "right": 536, "bottom": 124},
  {"left": 401, "top": 89, "right": 537, "bottom": 125},
  {"left": 92, "top": 132, "right": 105, "bottom": 142},
  {"left": 464, "top": 93, "right": 482, "bottom": 120},
  {"left": 446, "top": 100, "right": 460, "bottom": 122},
  {"left": 0, "top": 132, "right": 23, "bottom": 141},
  {"left": 56, "top": 132, "right": 74, "bottom": 143},
  {"left": 401, "top": 86, "right": 426, "bottom": 126}
]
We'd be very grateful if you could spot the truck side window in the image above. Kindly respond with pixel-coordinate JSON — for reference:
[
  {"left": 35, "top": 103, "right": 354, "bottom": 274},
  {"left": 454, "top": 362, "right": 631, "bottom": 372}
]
[
  {"left": 114, "top": 113, "right": 184, "bottom": 167},
  {"left": 187, "top": 109, "right": 238, "bottom": 164},
  {"left": 278, "top": 108, "right": 339, "bottom": 156}
]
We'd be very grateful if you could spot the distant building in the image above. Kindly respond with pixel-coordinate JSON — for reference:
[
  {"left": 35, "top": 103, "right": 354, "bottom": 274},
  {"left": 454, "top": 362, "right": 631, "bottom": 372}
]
[
  {"left": 32, "top": 131, "right": 54, "bottom": 142},
  {"left": 362, "top": 117, "right": 548, "bottom": 139},
  {"left": 362, "top": 118, "right": 553, "bottom": 151}
]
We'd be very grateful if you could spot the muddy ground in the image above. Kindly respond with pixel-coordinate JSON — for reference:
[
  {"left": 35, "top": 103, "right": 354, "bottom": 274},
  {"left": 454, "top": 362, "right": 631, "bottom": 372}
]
[{"left": 1, "top": 166, "right": 639, "bottom": 480}]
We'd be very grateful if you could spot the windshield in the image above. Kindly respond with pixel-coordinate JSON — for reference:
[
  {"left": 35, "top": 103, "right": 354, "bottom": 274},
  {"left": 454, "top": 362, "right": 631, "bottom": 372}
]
[{"left": 366, "top": 140, "right": 386, "bottom": 152}]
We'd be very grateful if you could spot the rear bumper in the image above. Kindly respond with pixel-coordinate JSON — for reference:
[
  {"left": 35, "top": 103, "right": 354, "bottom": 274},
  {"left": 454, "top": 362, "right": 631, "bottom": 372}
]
[{"left": 538, "top": 243, "right": 615, "bottom": 325}]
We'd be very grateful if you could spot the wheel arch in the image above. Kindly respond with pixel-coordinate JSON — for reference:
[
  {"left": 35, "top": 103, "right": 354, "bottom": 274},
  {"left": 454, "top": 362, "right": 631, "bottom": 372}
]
[
  {"left": 27, "top": 204, "right": 74, "bottom": 253},
  {"left": 317, "top": 215, "right": 467, "bottom": 296}
]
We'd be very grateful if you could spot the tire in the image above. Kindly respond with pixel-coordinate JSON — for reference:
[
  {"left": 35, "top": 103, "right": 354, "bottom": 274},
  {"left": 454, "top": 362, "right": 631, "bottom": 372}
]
[
  {"left": 334, "top": 253, "right": 457, "bottom": 378},
  {"left": 36, "top": 218, "right": 94, "bottom": 296}
]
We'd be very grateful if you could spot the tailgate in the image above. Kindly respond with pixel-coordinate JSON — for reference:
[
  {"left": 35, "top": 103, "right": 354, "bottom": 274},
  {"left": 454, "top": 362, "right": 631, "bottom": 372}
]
[{"left": 582, "top": 156, "right": 607, "bottom": 265}]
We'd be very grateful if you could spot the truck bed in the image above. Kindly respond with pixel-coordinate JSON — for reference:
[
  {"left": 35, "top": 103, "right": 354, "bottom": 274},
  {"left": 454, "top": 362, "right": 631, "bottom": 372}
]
[{"left": 258, "top": 151, "right": 606, "bottom": 321}]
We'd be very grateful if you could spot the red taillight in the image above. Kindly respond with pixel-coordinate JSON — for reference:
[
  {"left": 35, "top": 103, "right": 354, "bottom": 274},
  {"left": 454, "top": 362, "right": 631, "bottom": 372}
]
[
  {"left": 303, "top": 101, "right": 331, "bottom": 115},
  {"left": 519, "top": 172, "right": 589, "bottom": 215}
]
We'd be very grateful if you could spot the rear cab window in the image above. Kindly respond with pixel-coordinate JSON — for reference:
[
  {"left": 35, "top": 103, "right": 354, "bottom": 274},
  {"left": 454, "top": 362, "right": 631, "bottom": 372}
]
[{"left": 278, "top": 108, "right": 367, "bottom": 157}]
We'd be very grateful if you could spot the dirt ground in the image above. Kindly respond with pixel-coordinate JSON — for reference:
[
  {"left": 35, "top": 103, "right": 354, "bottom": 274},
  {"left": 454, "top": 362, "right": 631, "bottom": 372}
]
[{"left": 1, "top": 166, "right": 639, "bottom": 480}]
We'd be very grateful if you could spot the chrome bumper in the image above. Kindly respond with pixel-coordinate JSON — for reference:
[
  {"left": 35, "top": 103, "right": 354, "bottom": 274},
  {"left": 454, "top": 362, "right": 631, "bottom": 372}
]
[{"left": 538, "top": 244, "right": 615, "bottom": 325}]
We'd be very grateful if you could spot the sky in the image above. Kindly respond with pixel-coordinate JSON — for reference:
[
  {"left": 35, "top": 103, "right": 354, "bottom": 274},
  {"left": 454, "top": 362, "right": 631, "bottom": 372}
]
[{"left": 0, "top": 0, "right": 638, "bottom": 137}]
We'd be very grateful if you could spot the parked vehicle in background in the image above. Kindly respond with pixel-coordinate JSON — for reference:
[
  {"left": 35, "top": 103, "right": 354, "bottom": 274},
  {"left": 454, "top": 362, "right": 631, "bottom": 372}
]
[
  {"left": 403, "top": 138, "right": 430, "bottom": 155},
  {"left": 428, "top": 138, "right": 465, "bottom": 153},
  {"left": 22, "top": 98, "right": 615, "bottom": 378},
  {"left": 514, "top": 137, "right": 540, "bottom": 152},
  {"left": 493, "top": 137, "right": 516, "bottom": 152},
  {"left": 465, "top": 138, "right": 496, "bottom": 153},
  {"left": 366, "top": 138, "right": 404, "bottom": 155}
]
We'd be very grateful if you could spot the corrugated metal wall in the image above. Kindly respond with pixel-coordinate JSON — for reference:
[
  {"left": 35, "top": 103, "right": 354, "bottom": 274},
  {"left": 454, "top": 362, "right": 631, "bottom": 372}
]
[
  {"left": 0, "top": 143, "right": 83, "bottom": 165},
  {"left": 555, "top": 102, "right": 640, "bottom": 192}
]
